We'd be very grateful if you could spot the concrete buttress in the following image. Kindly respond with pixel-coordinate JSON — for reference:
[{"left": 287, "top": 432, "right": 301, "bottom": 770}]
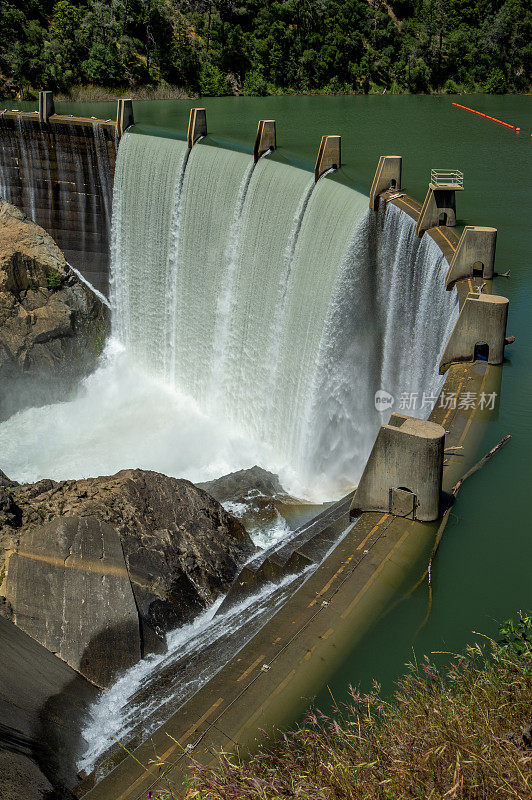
[
  {"left": 315, "top": 135, "right": 341, "bottom": 181},
  {"left": 370, "top": 156, "right": 402, "bottom": 211},
  {"left": 440, "top": 293, "right": 509, "bottom": 373},
  {"left": 349, "top": 414, "right": 445, "bottom": 522},
  {"left": 445, "top": 226, "right": 497, "bottom": 287}
]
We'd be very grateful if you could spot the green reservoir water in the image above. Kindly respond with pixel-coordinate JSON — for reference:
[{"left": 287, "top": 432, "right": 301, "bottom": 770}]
[{"left": 4, "top": 94, "right": 531, "bottom": 704}]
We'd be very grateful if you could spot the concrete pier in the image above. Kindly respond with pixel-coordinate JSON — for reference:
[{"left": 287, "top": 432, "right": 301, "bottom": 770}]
[
  {"left": 445, "top": 226, "right": 497, "bottom": 287},
  {"left": 440, "top": 292, "right": 509, "bottom": 372},
  {"left": 116, "top": 99, "right": 134, "bottom": 138},
  {"left": 38, "top": 91, "right": 55, "bottom": 124},
  {"left": 187, "top": 108, "right": 207, "bottom": 148},
  {"left": 314, "top": 135, "right": 341, "bottom": 181},
  {"left": 349, "top": 414, "right": 445, "bottom": 522},
  {"left": 416, "top": 182, "right": 463, "bottom": 235},
  {"left": 370, "top": 156, "right": 402, "bottom": 211},
  {"left": 254, "top": 120, "right": 276, "bottom": 162}
]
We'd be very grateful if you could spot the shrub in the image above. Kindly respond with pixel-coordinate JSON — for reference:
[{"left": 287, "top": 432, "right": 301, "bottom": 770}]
[
  {"left": 444, "top": 78, "right": 460, "bottom": 94},
  {"left": 46, "top": 270, "right": 62, "bottom": 289},
  {"left": 198, "top": 63, "right": 232, "bottom": 96},
  {"left": 242, "top": 70, "right": 268, "bottom": 96},
  {"left": 485, "top": 69, "right": 507, "bottom": 94}
]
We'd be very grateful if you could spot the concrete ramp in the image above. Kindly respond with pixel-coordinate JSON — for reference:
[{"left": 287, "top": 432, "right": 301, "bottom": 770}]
[{"left": 216, "top": 494, "right": 354, "bottom": 615}]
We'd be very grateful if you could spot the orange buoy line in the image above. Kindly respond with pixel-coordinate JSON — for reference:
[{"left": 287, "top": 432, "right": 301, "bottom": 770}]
[{"left": 452, "top": 102, "right": 520, "bottom": 131}]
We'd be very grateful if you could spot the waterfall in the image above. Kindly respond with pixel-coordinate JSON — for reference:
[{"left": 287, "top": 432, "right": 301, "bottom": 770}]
[
  {"left": 110, "top": 132, "right": 190, "bottom": 380},
  {"left": 0, "top": 127, "right": 458, "bottom": 501},
  {"left": 110, "top": 131, "right": 459, "bottom": 498},
  {"left": 304, "top": 202, "right": 459, "bottom": 495}
]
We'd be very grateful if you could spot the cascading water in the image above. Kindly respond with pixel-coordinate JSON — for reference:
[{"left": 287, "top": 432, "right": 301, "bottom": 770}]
[
  {"left": 110, "top": 131, "right": 190, "bottom": 381},
  {"left": 110, "top": 131, "right": 458, "bottom": 497},
  {"left": 0, "top": 130, "right": 458, "bottom": 499}
]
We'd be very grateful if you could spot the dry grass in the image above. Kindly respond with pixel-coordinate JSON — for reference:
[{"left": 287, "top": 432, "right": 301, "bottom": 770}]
[
  {"left": 54, "top": 84, "right": 194, "bottom": 103},
  {"left": 145, "top": 615, "right": 532, "bottom": 800}
]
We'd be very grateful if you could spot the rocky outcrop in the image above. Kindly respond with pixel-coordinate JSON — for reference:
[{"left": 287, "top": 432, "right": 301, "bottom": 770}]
[
  {"left": 0, "top": 200, "right": 108, "bottom": 419},
  {"left": 0, "top": 469, "right": 254, "bottom": 687},
  {"left": 0, "top": 614, "right": 97, "bottom": 798},
  {"left": 198, "top": 466, "right": 306, "bottom": 536},
  {"left": 3, "top": 516, "right": 142, "bottom": 688},
  {"left": 198, "top": 466, "right": 289, "bottom": 504}
]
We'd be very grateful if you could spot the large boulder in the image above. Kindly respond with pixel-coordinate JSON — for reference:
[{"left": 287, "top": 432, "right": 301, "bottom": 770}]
[
  {"left": 198, "top": 466, "right": 288, "bottom": 504},
  {"left": 0, "top": 200, "right": 109, "bottom": 419},
  {"left": 198, "top": 466, "right": 309, "bottom": 539},
  {"left": 3, "top": 516, "right": 141, "bottom": 688},
  {"left": 0, "top": 469, "right": 254, "bottom": 687}
]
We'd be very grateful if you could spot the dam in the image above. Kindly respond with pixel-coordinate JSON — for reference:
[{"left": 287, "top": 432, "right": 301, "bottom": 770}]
[{"left": 0, "top": 95, "right": 513, "bottom": 799}]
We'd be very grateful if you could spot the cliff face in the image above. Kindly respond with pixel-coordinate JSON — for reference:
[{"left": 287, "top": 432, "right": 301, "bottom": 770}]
[
  {"left": 0, "top": 200, "right": 109, "bottom": 419},
  {"left": 0, "top": 469, "right": 255, "bottom": 688}
]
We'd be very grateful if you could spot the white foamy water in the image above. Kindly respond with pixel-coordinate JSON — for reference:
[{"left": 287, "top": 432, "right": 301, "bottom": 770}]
[
  {"left": 0, "top": 339, "right": 296, "bottom": 488},
  {"left": 77, "top": 569, "right": 308, "bottom": 774}
]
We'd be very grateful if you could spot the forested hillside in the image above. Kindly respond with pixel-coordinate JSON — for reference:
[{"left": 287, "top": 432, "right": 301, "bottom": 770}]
[{"left": 1, "top": 0, "right": 530, "bottom": 98}]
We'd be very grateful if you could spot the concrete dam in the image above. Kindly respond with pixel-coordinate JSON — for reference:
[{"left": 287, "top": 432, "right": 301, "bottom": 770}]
[
  {"left": 0, "top": 97, "right": 511, "bottom": 799},
  {"left": 0, "top": 96, "right": 117, "bottom": 296}
]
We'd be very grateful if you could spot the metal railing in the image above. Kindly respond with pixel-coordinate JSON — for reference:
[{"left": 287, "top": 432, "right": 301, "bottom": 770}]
[{"left": 431, "top": 169, "right": 464, "bottom": 187}]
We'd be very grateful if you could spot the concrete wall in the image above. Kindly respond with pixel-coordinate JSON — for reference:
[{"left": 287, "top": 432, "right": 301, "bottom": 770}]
[
  {"left": 0, "top": 115, "right": 116, "bottom": 296},
  {"left": 416, "top": 184, "right": 459, "bottom": 235},
  {"left": 254, "top": 120, "right": 276, "bottom": 161},
  {"left": 350, "top": 413, "right": 445, "bottom": 522},
  {"left": 187, "top": 108, "right": 207, "bottom": 148},
  {"left": 369, "top": 155, "right": 402, "bottom": 211},
  {"left": 314, "top": 135, "right": 341, "bottom": 181}
]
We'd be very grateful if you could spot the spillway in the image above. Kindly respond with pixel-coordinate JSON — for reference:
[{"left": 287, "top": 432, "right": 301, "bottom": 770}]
[{"left": 111, "top": 131, "right": 458, "bottom": 498}]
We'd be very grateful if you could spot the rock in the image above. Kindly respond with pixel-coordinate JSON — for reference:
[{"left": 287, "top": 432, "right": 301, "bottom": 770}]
[
  {"left": 0, "top": 469, "right": 254, "bottom": 686},
  {"left": 0, "top": 468, "right": 18, "bottom": 488},
  {"left": 3, "top": 516, "right": 142, "bottom": 687},
  {"left": 198, "top": 466, "right": 307, "bottom": 538},
  {"left": 198, "top": 466, "right": 288, "bottom": 504},
  {"left": 0, "top": 484, "right": 21, "bottom": 529},
  {"left": 505, "top": 722, "right": 532, "bottom": 750},
  {"left": 0, "top": 614, "right": 98, "bottom": 797},
  {"left": 0, "top": 751, "right": 55, "bottom": 800},
  {"left": 0, "top": 200, "right": 109, "bottom": 419}
]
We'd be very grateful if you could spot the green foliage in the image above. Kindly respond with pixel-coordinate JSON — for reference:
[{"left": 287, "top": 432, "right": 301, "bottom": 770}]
[
  {"left": 444, "top": 78, "right": 460, "bottom": 93},
  {"left": 485, "top": 68, "right": 508, "bottom": 93},
  {"left": 82, "top": 43, "right": 123, "bottom": 86},
  {"left": 497, "top": 610, "right": 532, "bottom": 663},
  {"left": 242, "top": 69, "right": 268, "bottom": 96},
  {"left": 46, "top": 269, "right": 61, "bottom": 288},
  {"left": 198, "top": 62, "right": 232, "bottom": 96},
  {"left": 0, "top": 0, "right": 530, "bottom": 96}
]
